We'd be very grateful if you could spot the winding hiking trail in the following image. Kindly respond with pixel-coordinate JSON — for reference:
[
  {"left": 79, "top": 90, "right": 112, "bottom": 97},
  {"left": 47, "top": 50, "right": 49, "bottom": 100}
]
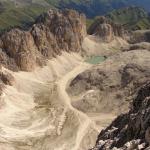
[
  {"left": 57, "top": 62, "right": 97, "bottom": 150},
  {"left": 57, "top": 62, "right": 91, "bottom": 109}
]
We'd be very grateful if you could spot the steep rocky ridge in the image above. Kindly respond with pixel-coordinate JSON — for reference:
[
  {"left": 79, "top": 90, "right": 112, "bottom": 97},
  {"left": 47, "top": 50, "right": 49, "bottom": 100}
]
[
  {"left": 87, "top": 13, "right": 149, "bottom": 46},
  {"left": 91, "top": 82, "right": 150, "bottom": 150},
  {"left": 0, "top": 9, "right": 86, "bottom": 71},
  {"left": 88, "top": 16, "right": 125, "bottom": 42}
]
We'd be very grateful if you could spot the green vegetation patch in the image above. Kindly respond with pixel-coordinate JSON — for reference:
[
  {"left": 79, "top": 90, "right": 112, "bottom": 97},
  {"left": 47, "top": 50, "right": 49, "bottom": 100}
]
[
  {"left": 0, "top": 1, "right": 49, "bottom": 32},
  {"left": 106, "top": 7, "right": 150, "bottom": 30}
]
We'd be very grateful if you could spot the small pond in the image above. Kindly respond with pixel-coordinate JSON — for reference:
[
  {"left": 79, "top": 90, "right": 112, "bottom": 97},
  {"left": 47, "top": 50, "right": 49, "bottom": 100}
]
[{"left": 85, "top": 56, "right": 106, "bottom": 64}]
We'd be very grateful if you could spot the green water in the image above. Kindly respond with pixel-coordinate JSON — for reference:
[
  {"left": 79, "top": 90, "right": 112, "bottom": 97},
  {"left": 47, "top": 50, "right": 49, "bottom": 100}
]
[{"left": 85, "top": 56, "right": 106, "bottom": 64}]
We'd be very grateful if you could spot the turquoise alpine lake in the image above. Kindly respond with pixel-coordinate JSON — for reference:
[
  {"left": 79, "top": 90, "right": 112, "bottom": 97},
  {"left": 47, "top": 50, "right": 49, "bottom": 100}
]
[{"left": 85, "top": 56, "right": 106, "bottom": 64}]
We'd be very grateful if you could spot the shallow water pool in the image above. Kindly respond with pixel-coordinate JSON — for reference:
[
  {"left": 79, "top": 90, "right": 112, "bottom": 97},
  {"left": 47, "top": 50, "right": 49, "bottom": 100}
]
[{"left": 85, "top": 56, "right": 106, "bottom": 64}]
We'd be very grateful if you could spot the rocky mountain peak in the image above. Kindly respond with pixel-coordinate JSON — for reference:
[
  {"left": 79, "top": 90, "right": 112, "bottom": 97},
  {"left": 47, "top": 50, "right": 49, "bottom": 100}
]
[
  {"left": 0, "top": 9, "right": 86, "bottom": 71},
  {"left": 88, "top": 16, "right": 125, "bottom": 42}
]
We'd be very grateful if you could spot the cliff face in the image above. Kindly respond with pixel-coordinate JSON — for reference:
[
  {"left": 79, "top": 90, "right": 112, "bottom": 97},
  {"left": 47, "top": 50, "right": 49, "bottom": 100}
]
[
  {"left": 0, "top": 9, "right": 86, "bottom": 71},
  {"left": 88, "top": 16, "right": 125, "bottom": 42},
  {"left": 91, "top": 82, "right": 150, "bottom": 150}
]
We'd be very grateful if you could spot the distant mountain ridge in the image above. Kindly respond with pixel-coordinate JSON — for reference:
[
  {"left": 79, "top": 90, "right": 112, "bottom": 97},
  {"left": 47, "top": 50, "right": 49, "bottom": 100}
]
[
  {"left": 106, "top": 7, "right": 150, "bottom": 30},
  {"left": 0, "top": 0, "right": 150, "bottom": 31},
  {"left": 58, "top": 0, "right": 150, "bottom": 18}
]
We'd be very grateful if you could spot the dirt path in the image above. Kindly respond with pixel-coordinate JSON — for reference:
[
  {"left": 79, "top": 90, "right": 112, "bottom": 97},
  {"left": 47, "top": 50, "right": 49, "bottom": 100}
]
[{"left": 57, "top": 62, "right": 96, "bottom": 150}]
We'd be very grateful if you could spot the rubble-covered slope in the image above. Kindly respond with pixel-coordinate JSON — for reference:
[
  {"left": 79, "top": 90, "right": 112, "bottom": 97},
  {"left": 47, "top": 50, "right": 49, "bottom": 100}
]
[
  {"left": 91, "top": 82, "right": 150, "bottom": 150},
  {"left": 67, "top": 50, "right": 150, "bottom": 116}
]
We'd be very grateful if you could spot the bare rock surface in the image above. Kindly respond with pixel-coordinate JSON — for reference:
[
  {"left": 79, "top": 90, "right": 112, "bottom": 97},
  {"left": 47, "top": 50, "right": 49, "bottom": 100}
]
[
  {"left": 88, "top": 16, "right": 125, "bottom": 42},
  {"left": 91, "top": 82, "right": 150, "bottom": 150},
  {"left": 67, "top": 50, "right": 150, "bottom": 115},
  {"left": 0, "top": 9, "right": 86, "bottom": 71}
]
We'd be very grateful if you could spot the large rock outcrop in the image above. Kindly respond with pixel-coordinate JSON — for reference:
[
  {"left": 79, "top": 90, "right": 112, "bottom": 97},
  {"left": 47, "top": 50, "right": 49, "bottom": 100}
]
[
  {"left": 91, "top": 82, "right": 150, "bottom": 150},
  {"left": 0, "top": 9, "right": 86, "bottom": 71},
  {"left": 67, "top": 50, "right": 150, "bottom": 115},
  {"left": 88, "top": 16, "right": 125, "bottom": 42},
  {"left": 1, "top": 29, "right": 37, "bottom": 71}
]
